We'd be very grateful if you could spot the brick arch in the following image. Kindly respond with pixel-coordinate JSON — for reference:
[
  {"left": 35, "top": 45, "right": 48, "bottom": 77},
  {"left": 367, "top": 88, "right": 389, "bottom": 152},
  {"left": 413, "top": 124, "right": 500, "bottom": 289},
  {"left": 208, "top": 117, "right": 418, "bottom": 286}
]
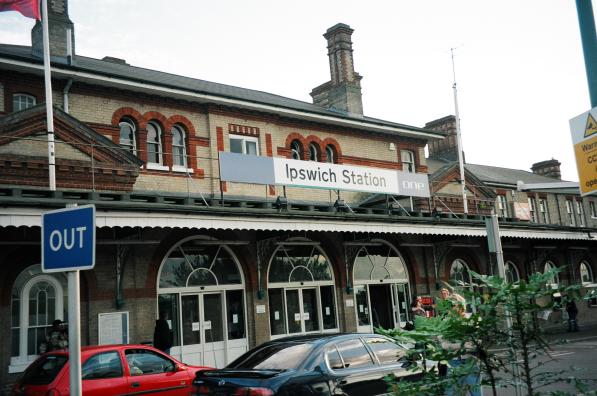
[
  {"left": 322, "top": 138, "right": 342, "bottom": 163},
  {"left": 442, "top": 249, "right": 482, "bottom": 281},
  {"left": 167, "top": 114, "right": 196, "bottom": 136},
  {"left": 111, "top": 107, "right": 146, "bottom": 129},
  {"left": 143, "top": 111, "right": 170, "bottom": 131},
  {"left": 284, "top": 133, "right": 308, "bottom": 159}
]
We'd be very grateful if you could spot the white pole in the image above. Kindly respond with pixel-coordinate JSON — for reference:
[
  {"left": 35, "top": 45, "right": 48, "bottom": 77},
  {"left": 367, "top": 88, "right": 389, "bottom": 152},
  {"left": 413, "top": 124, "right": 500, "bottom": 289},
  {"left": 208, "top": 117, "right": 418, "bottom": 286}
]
[
  {"left": 68, "top": 270, "right": 82, "bottom": 396},
  {"left": 41, "top": 0, "right": 56, "bottom": 191},
  {"left": 451, "top": 48, "right": 468, "bottom": 214}
]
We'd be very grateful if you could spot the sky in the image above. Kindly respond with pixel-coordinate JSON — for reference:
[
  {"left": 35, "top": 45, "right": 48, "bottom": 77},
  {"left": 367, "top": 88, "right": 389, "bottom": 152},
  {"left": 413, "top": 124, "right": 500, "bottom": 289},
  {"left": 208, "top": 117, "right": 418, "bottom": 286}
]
[{"left": 0, "top": 0, "right": 594, "bottom": 181}]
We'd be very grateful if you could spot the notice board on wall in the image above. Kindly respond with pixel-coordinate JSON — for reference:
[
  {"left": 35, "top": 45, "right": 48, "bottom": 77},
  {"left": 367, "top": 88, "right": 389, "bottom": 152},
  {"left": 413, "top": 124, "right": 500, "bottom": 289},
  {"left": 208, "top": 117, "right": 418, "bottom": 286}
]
[{"left": 98, "top": 311, "right": 129, "bottom": 345}]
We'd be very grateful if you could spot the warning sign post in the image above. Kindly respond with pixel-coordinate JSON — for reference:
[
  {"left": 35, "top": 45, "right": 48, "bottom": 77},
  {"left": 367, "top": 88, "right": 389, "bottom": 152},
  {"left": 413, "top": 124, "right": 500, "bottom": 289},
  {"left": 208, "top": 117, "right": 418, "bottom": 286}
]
[{"left": 570, "top": 108, "right": 597, "bottom": 196}]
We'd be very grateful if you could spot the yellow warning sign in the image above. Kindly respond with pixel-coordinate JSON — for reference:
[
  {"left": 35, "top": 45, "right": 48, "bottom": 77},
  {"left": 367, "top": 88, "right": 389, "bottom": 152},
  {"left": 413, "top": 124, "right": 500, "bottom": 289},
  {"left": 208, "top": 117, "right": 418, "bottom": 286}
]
[
  {"left": 574, "top": 133, "right": 597, "bottom": 195},
  {"left": 585, "top": 113, "right": 597, "bottom": 138}
]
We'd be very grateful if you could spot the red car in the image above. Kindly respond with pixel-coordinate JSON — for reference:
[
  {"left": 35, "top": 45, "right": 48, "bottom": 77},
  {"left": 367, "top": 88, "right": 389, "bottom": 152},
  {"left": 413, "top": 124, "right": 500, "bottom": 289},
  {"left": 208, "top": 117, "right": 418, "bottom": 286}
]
[{"left": 12, "top": 344, "right": 211, "bottom": 396}]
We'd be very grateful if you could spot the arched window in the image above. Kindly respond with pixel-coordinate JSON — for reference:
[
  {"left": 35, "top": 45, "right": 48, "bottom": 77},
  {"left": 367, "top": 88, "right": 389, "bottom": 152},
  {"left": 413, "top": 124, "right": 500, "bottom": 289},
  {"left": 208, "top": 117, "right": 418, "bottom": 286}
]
[
  {"left": 325, "top": 144, "right": 336, "bottom": 164},
  {"left": 146, "top": 121, "right": 163, "bottom": 165},
  {"left": 171, "top": 125, "right": 187, "bottom": 168},
  {"left": 450, "top": 259, "right": 471, "bottom": 286},
  {"left": 352, "top": 241, "right": 411, "bottom": 330},
  {"left": 544, "top": 261, "right": 559, "bottom": 289},
  {"left": 10, "top": 265, "right": 67, "bottom": 373},
  {"left": 505, "top": 261, "right": 520, "bottom": 283},
  {"left": 13, "top": 93, "right": 36, "bottom": 112},
  {"left": 119, "top": 118, "right": 137, "bottom": 155},
  {"left": 291, "top": 140, "right": 302, "bottom": 160},
  {"left": 267, "top": 242, "right": 337, "bottom": 337},
  {"left": 308, "top": 143, "right": 319, "bottom": 162},
  {"left": 400, "top": 150, "right": 415, "bottom": 173},
  {"left": 580, "top": 261, "right": 594, "bottom": 284}
]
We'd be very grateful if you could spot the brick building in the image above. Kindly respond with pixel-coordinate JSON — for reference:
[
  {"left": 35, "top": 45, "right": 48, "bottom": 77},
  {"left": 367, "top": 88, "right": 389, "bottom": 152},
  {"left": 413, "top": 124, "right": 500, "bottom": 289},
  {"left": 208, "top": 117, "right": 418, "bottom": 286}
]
[{"left": 0, "top": 1, "right": 596, "bottom": 390}]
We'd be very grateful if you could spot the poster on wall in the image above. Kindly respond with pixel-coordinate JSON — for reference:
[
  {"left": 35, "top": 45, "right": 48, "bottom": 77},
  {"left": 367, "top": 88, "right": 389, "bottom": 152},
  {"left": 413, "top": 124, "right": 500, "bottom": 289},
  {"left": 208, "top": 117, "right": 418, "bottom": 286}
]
[{"left": 98, "top": 312, "right": 129, "bottom": 345}]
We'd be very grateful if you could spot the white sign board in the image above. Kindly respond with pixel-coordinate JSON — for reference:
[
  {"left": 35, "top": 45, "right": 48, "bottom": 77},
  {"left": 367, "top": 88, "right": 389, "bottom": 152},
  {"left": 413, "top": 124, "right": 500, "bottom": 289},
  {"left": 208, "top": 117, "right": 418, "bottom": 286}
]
[{"left": 98, "top": 312, "right": 129, "bottom": 345}]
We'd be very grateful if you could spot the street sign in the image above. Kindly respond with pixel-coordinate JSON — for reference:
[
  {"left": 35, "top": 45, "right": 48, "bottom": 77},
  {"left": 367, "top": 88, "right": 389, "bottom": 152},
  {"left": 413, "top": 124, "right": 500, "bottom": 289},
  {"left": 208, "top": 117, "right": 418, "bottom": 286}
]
[
  {"left": 42, "top": 204, "right": 95, "bottom": 273},
  {"left": 570, "top": 108, "right": 597, "bottom": 196}
]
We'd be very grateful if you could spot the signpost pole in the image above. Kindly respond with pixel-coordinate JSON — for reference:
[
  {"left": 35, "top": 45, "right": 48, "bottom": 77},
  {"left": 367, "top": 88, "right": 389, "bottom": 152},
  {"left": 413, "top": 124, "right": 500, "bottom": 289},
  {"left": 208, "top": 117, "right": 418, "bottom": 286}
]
[{"left": 68, "top": 270, "right": 82, "bottom": 396}]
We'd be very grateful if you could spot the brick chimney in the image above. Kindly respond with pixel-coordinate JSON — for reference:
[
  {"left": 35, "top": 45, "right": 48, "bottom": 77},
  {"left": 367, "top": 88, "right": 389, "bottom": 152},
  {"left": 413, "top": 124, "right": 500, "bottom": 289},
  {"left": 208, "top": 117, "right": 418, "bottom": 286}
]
[
  {"left": 531, "top": 159, "right": 561, "bottom": 180},
  {"left": 310, "top": 23, "right": 363, "bottom": 115},
  {"left": 426, "top": 115, "right": 464, "bottom": 162},
  {"left": 31, "top": 0, "right": 75, "bottom": 60}
]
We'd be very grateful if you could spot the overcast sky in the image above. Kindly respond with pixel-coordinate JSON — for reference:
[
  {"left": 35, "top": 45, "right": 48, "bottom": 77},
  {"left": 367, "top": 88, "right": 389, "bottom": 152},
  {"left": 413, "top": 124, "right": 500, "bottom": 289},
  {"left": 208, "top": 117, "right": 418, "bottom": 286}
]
[{"left": 1, "top": 0, "right": 594, "bottom": 181}]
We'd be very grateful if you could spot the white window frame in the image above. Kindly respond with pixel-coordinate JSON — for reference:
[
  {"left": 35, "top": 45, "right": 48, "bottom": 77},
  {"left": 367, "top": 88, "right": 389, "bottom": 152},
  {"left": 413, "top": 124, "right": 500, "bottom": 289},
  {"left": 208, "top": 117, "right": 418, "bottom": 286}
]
[
  {"left": 325, "top": 145, "right": 335, "bottom": 164},
  {"left": 10, "top": 274, "right": 65, "bottom": 373},
  {"left": 580, "top": 261, "right": 593, "bottom": 285},
  {"left": 544, "top": 261, "right": 559, "bottom": 290},
  {"left": 146, "top": 121, "right": 165, "bottom": 169},
  {"left": 13, "top": 93, "right": 36, "bottom": 112},
  {"left": 539, "top": 199, "right": 549, "bottom": 223},
  {"left": 400, "top": 150, "right": 415, "bottom": 173},
  {"left": 505, "top": 261, "right": 520, "bottom": 283},
  {"left": 566, "top": 200, "right": 576, "bottom": 226},
  {"left": 576, "top": 200, "right": 585, "bottom": 227},
  {"left": 171, "top": 125, "right": 191, "bottom": 173},
  {"left": 308, "top": 143, "right": 319, "bottom": 162},
  {"left": 119, "top": 118, "right": 137, "bottom": 155},
  {"left": 291, "top": 140, "right": 302, "bottom": 160},
  {"left": 528, "top": 197, "right": 538, "bottom": 222},
  {"left": 230, "top": 135, "right": 259, "bottom": 156},
  {"left": 497, "top": 195, "right": 509, "bottom": 218},
  {"left": 590, "top": 201, "right": 596, "bottom": 218}
]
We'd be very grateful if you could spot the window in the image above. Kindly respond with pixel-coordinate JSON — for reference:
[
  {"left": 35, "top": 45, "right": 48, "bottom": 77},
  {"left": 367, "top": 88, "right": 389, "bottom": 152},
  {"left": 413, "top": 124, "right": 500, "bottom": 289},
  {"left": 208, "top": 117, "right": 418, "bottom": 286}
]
[
  {"left": 119, "top": 118, "right": 137, "bottom": 155},
  {"left": 230, "top": 135, "right": 258, "bottom": 155},
  {"left": 82, "top": 351, "right": 123, "bottom": 380},
  {"left": 125, "top": 349, "right": 174, "bottom": 376},
  {"left": 308, "top": 143, "right": 319, "bottom": 161},
  {"left": 146, "top": 121, "right": 163, "bottom": 165},
  {"left": 580, "top": 261, "right": 593, "bottom": 285},
  {"left": 325, "top": 145, "right": 336, "bottom": 164},
  {"left": 505, "top": 261, "right": 520, "bottom": 283},
  {"left": 335, "top": 339, "right": 374, "bottom": 369},
  {"left": 450, "top": 259, "right": 471, "bottom": 286},
  {"left": 590, "top": 201, "right": 596, "bottom": 218},
  {"left": 13, "top": 93, "right": 36, "bottom": 112},
  {"left": 171, "top": 125, "right": 187, "bottom": 168},
  {"left": 497, "top": 195, "right": 509, "bottom": 218},
  {"left": 291, "top": 140, "right": 302, "bottom": 160},
  {"left": 539, "top": 199, "right": 549, "bottom": 223},
  {"left": 326, "top": 346, "right": 344, "bottom": 370},
  {"left": 528, "top": 197, "right": 538, "bottom": 222},
  {"left": 576, "top": 200, "right": 585, "bottom": 227},
  {"left": 566, "top": 200, "right": 576, "bottom": 226},
  {"left": 10, "top": 265, "right": 68, "bottom": 373},
  {"left": 400, "top": 150, "right": 415, "bottom": 173},
  {"left": 544, "top": 261, "right": 559, "bottom": 289},
  {"left": 364, "top": 337, "right": 406, "bottom": 365}
]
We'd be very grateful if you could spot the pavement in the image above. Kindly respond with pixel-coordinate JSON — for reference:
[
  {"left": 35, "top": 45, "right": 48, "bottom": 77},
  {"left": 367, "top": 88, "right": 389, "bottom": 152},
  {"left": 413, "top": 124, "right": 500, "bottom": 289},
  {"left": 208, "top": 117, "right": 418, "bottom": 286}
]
[{"left": 543, "top": 323, "right": 597, "bottom": 344}]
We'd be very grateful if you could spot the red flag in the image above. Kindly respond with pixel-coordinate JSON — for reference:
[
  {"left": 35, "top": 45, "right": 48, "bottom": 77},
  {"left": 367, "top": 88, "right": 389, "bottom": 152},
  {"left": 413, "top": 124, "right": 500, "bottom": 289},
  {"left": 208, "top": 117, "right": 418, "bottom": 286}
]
[{"left": 0, "top": 0, "right": 40, "bottom": 20}]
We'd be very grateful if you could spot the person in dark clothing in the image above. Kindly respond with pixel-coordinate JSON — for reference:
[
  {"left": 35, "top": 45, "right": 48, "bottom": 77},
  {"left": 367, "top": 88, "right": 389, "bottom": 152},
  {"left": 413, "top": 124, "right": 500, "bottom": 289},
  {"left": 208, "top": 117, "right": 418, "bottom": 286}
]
[
  {"left": 566, "top": 300, "right": 579, "bottom": 332},
  {"left": 153, "top": 312, "right": 173, "bottom": 353}
]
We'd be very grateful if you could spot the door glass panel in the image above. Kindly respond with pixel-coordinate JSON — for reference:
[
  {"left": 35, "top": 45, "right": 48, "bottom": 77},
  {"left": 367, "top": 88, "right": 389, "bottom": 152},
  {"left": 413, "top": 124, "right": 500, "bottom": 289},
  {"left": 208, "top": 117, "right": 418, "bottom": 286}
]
[
  {"left": 158, "top": 294, "right": 180, "bottom": 347},
  {"left": 82, "top": 351, "right": 123, "bottom": 379},
  {"left": 395, "top": 284, "right": 410, "bottom": 324},
  {"left": 268, "top": 289, "right": 286, "bottom": 335},
  {"left": 320, "top": 286, "right": 337, "bottom": 330},
  {"left": 181, "top": 295, "right": 200, "bottom": 345},
  {"left": 203, "top": 294, "right": 223, "bottom": 343},
  {"left": 364, "top": 337, "right": 405, "bottom": 365},
  {"left": 355, "top": 285, "right": 370, "bottom": 326},
  {"left": 226, "top": 290, "right": 245, "bottom": 340},
  {"left": 302, "top": 289, "right": 319, "bottom": 332},
  {"left": 286, "top": 290, "right": 302, "bottom": 334}
]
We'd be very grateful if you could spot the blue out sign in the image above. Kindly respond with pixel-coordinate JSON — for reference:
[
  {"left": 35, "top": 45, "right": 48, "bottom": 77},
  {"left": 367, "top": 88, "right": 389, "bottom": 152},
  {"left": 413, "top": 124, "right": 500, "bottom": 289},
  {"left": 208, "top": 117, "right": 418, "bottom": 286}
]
[{"left": 42, "top": 205, "right": 96, "bottom": 273}]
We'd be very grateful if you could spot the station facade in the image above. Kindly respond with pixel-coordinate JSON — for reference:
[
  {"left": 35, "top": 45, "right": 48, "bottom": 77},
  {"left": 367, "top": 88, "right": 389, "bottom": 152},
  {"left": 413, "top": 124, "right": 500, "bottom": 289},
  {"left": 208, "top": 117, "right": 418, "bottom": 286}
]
[{"left": 1, "top": 1, "right": 596, "bottom": 390}]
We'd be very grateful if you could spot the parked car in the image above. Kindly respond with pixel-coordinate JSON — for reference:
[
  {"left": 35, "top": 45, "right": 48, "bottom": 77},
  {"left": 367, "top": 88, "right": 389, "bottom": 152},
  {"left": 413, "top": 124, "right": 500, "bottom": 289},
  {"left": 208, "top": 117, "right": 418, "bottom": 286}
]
[
  {"left": 12, "top": 344, "right": 212, "bottom": 396},
  {"left": 193, "top": 333, "right": 426, "bottom": 396}
]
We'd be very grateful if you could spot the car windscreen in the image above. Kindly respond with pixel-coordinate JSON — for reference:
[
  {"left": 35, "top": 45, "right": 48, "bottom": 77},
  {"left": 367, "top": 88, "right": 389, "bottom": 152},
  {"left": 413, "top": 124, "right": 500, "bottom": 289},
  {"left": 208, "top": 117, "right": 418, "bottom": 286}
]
[
  {"left": 227, "top": 342, "right": 314, "bottom": 370},
  {"left": 21, "top": 354, "right": 68, "bottom": 385}
]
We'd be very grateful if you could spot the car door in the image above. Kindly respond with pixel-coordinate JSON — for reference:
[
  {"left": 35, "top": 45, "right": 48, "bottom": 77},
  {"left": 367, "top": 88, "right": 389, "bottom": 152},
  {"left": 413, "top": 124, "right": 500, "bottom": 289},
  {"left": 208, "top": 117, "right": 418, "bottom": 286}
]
[
  {"left": 362, "top": 336, "right": 415, "bottom": 381},
  {"left": 124, "top": 348, "right": 193, "bottom": 395},
  {"left": 81, "top": 350, "right": 128, "bottom": 396},
  {"left": 326, "top": 338, "right": 387, "bottom": 396}
]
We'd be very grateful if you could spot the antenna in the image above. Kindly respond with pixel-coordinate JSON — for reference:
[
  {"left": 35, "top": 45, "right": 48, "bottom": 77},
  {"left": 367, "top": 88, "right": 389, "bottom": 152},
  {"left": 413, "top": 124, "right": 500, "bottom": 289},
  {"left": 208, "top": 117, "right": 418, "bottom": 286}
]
[{"left": 451, "top": 48, "right": 468, "bottom": 214}]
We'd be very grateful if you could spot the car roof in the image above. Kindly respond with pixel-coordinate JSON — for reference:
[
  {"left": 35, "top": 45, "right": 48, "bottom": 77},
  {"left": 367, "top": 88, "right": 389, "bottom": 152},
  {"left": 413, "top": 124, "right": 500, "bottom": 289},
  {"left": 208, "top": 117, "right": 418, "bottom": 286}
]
[
  {"left": 46, "top": 344, "right": 156, "bottom": 356},
  {"left": 259, "top": 333, "right": 382, "bottom": 346}
]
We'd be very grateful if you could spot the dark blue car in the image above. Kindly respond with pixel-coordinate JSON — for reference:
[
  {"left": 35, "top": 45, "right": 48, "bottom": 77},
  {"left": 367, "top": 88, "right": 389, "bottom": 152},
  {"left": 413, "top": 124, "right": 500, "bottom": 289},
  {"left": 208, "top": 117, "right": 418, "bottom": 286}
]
[{"left": 193, "top": 333, "right": 425, "bottom": 396}]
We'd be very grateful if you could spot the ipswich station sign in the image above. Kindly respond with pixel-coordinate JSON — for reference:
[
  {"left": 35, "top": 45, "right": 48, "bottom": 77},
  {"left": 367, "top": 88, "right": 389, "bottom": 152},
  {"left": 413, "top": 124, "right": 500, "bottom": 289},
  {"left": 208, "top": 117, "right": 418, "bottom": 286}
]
[{"left": 219, "top": 152, "right": 430, "bottom": 197}]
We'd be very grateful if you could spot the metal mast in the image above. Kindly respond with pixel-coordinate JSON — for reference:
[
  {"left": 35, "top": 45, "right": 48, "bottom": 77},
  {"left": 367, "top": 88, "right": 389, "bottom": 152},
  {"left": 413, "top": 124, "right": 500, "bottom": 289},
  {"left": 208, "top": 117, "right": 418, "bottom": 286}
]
[{"left": 451, "top": 48, "right": 468, "bottom": 214}]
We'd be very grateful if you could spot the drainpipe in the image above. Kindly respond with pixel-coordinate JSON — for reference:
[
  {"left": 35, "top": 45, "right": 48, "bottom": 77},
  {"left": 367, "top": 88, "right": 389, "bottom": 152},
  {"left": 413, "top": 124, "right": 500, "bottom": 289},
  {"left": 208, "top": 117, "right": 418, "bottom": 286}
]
[{"left": 63, "top": 78, "right": 73, "bottom": 113}]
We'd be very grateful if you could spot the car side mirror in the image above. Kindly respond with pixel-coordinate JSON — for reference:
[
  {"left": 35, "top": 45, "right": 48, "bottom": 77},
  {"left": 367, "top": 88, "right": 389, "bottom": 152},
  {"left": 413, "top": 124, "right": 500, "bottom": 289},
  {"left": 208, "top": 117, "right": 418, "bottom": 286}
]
[{"left": 176, "top": 364, "right": 185, "bottom": 372}]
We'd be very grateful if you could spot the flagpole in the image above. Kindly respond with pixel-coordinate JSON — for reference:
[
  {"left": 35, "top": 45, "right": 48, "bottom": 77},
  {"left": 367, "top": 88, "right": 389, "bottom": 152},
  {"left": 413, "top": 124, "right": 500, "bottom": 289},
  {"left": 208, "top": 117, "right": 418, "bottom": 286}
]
[
  {"left": 451, "top": 48, "right": 468, "bottom": 214},
  {"left": 41, "top": 0, "right": 56, "bottom": 191}
]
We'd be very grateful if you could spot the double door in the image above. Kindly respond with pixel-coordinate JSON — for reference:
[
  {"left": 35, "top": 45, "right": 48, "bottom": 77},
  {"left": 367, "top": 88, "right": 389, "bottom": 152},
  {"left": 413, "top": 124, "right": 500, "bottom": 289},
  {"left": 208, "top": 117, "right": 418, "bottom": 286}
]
[
  {"left": 286, "top": 288, "right": 320, "bottom": 334},
  {"left": 355, "top": 283, "right": 410, "bottom": 333}
]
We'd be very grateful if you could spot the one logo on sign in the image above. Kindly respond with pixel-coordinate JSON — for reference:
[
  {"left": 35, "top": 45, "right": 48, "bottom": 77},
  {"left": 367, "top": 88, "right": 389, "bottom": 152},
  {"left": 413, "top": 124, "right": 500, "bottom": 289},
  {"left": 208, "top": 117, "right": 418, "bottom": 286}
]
[{"left": 584, "top": 113, "right": 597, "bottom": 138}]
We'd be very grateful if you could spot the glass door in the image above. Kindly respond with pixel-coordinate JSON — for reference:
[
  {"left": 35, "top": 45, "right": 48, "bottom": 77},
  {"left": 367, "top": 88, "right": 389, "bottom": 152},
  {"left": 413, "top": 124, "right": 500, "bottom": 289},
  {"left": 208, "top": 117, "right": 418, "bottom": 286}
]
[
  {"left": 284, "top": 288, "right": 320, "bottom": 334},
  {"left": 286, "top": 289, "right": 302, "bottom": 334},
  {"left": 301, "top": 288, "right": 319, "bottom": 332},
  {"left": 392, "top": 283, "right": 410, "bottom": 327}
]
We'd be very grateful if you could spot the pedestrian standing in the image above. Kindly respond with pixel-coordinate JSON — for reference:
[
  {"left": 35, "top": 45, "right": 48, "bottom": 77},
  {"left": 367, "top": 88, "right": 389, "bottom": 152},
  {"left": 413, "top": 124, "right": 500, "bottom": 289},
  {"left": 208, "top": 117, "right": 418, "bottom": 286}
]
[
  {"left": 411, "top": 297, "right": 427, "bottom": 317},
  {"left": 565, "top": 299, "right": 579, "bottom": 332},
  {"left": 153, "top": 312, "right": 173, "bottom": 354}
]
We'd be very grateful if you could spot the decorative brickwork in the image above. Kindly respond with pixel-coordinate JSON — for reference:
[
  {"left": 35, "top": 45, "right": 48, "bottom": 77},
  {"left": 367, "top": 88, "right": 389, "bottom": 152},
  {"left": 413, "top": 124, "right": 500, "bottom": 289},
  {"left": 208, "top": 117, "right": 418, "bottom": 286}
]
[{"left": 229, "top": 123, "right": 260, "bottom": 136}]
